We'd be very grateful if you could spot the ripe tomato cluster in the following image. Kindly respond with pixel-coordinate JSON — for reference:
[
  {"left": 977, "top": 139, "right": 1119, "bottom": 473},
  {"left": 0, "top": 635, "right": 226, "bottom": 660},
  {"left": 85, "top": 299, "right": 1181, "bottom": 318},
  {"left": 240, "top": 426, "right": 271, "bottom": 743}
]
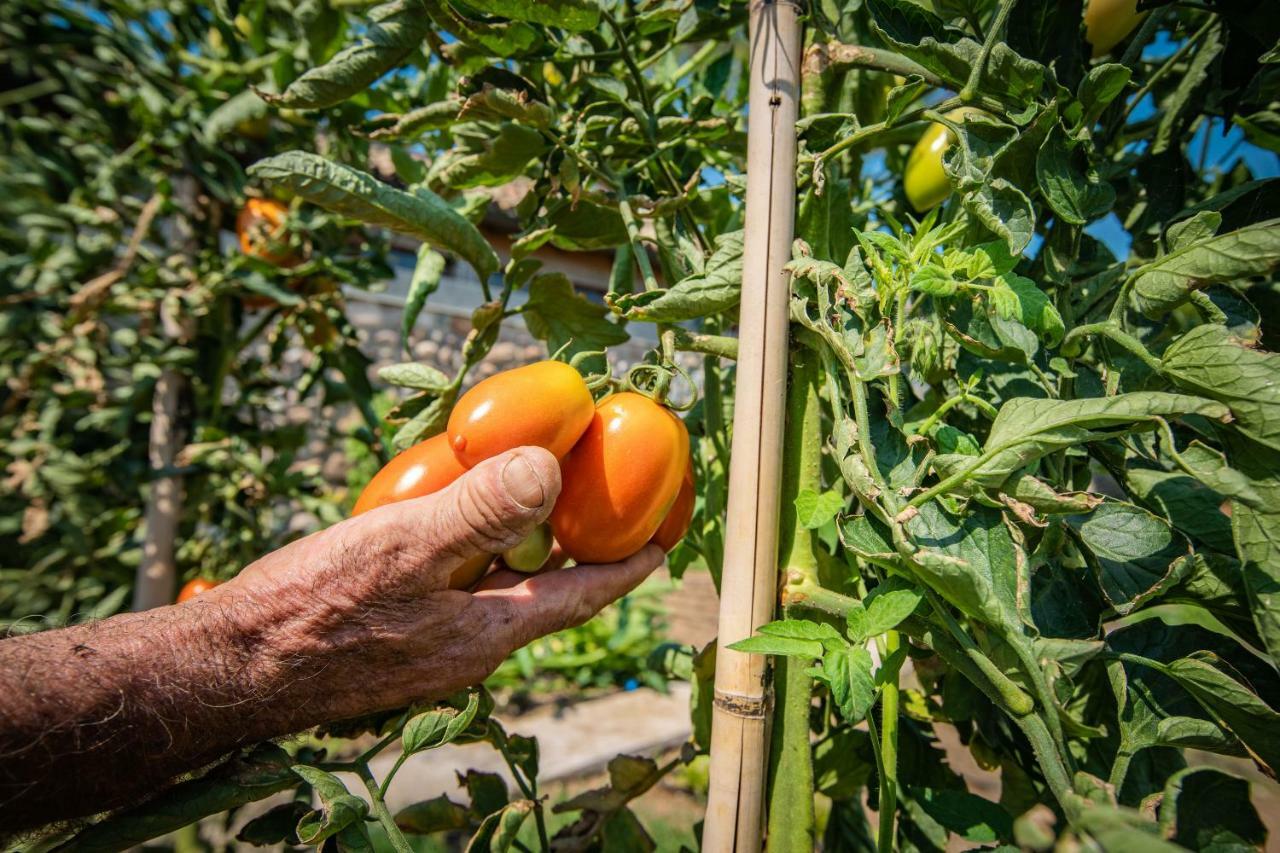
[{"left": 354, "top": 360, "right": 693, "bottom": 588}]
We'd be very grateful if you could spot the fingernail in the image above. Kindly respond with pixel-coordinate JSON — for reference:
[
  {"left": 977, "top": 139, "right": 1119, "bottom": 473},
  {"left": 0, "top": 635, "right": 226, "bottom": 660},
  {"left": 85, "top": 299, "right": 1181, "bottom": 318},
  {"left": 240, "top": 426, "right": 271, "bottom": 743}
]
[{"left": 502, "top": 455, "right": 545, "bottom": 509}]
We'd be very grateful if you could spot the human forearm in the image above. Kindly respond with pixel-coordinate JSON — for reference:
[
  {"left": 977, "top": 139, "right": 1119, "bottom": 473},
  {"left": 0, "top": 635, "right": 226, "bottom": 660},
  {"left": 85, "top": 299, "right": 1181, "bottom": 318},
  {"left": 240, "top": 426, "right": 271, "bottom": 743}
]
[{"left": 0, "top": 592, "right": 303, "bottom": 828}]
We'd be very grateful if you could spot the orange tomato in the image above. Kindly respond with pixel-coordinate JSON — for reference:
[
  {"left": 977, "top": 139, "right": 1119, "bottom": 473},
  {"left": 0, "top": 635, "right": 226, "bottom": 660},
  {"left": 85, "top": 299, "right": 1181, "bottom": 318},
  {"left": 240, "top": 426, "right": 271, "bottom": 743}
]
[
  {"left": 652, "top": 459, "right": 695, "bottom": 551},
  {"left": 352, "top": 433, "right": 490, "bottom": 589},
  {"left": 177, "top": 577, "right": 220, "bottom": 603},
  {"left": 236, "top": 198, "right": 299, "bottom": 268},
  {"left": 551, "top": 393, "right": 690, "bottom": 564},
  {"left": 447, "top": 360, "right": 595, "bottom": 468}
]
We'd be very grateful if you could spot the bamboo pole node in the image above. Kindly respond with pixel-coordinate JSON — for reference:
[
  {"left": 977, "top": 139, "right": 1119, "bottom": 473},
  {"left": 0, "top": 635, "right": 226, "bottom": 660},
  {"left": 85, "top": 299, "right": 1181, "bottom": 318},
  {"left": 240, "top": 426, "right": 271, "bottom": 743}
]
[{"left": 713, "top": 690, "right": 773, "bottom": 720}]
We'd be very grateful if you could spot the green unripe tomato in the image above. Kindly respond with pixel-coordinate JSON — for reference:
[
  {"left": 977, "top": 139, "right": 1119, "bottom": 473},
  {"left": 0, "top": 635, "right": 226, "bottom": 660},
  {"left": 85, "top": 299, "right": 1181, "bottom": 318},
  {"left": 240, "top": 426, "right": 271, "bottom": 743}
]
[
  {"left": 503, "top": 523, "right": 554, "bottom": 573},
  {"left": 904, "top": 120, "right": 954, "bottom": 212}
]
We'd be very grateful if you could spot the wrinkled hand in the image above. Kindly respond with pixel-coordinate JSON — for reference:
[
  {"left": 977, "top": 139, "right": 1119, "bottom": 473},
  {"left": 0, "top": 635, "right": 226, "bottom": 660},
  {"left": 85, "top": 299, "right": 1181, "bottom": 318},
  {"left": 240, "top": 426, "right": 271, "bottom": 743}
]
[
  {"left": 206, "top": 446, "right": 665, "bottom": 722},
  {"left": 0, "top": 447, "right": 664, "bottom": 830}
]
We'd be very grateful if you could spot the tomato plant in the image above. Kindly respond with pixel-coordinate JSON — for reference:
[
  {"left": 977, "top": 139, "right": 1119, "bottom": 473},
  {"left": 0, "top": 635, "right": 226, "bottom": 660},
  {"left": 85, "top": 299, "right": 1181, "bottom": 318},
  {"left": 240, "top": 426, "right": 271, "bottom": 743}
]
[{"left": 16, "top": 0, "right": 1280, "bottom": 850}]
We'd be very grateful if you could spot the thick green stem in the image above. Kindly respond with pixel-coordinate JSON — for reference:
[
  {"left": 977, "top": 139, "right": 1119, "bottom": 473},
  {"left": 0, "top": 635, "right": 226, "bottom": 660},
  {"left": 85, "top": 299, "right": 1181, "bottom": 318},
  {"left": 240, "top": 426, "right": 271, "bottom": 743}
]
[
  {"left": 876, "top": 631, "right": 901, "bottom": 853},
  {"left": 767, "top": 347, "right": 821, "bottom": 851},
  {"left": 1109, "top": 750, "right": 1134, "bottom": 793},
  {"left": 672, "top": 327, "right": 738, "bottom": 360}
]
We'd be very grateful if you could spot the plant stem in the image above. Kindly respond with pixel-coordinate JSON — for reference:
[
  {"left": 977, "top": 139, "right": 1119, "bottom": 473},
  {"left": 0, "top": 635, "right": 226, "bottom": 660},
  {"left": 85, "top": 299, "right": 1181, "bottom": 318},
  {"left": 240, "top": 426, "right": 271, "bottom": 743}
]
[
  {"left": 876, "top": 631, "right": 901, "bottom": 853},
  {"left": 1109, "top": 750, "right": 1134, "bottom": 793},
  {"left": 767, "top": 346, "right": 821, "bottom": 851},
  {"left": 959, "top": 0, "right": 1015, "bottom": 103},
  {"left": 818, "top": 42, "right": 944, "bottom": 88},
  {"left": 356, "top": 763, "right": 413, "bottom": 853},
  {"left": 672, "top": 328, "right": 738, "bottom": 360},
  {"left": 1063, "top": 322, "right": 1162, "bottom": 372}
]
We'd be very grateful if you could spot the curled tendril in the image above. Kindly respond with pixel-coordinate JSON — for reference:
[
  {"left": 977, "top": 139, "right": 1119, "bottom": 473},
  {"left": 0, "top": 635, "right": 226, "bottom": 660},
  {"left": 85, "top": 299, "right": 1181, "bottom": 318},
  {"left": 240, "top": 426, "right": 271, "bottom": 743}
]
[
  {"left": 570, "top": 349, "right": 614, "bottom": 392},
  {"left": 624, "top": 360, "right": 698, "bottom": 412}
]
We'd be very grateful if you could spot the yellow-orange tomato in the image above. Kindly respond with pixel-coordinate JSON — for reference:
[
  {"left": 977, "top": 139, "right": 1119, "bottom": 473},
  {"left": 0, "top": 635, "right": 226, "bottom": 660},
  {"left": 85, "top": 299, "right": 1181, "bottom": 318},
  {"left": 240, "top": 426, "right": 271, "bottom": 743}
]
[
  {"left": 551, "top": 393, "right": 690, "bottom": 564},
  {"left": 1084, "top": 0, "right": 1146, "bottom": 58},
  {"left": 352, "top": 433, "right": 490, "bottom": 589},
  {"left": 236, "top": 198, "right": 299, "bottom": 268},
  {"left": 177, "top": 577, "right": 220, "bottom": 603},
  {"left": 652, "top": 459, "right": 695, "bottom": 551},
  {"left": 447, "top": 361, "right": 595, "bottom": 468},
  {"left": 353, "top": 433, "right": 468, "bottom": 515}
]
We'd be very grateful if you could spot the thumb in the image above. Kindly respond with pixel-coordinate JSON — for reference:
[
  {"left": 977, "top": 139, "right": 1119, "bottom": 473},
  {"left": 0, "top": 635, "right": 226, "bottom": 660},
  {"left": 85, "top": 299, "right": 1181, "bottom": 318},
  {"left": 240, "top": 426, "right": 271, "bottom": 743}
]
[{"left": 349, "top": 446, "right": 561, "bottom": 590}]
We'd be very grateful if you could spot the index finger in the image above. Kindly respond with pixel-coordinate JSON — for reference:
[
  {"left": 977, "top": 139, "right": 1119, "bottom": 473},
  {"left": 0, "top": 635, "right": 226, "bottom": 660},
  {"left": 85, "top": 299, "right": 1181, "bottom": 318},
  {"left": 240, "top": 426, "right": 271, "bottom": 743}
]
[{"left": 472, "top": 544, "right": 666, "bottom": 649}]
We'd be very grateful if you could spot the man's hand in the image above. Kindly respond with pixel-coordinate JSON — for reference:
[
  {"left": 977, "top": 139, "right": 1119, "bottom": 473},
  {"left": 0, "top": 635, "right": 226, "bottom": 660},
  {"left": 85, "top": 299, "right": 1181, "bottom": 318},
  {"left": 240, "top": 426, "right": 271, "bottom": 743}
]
[{"left": 0, "top": 447, "right": 664, "bottom": 831}]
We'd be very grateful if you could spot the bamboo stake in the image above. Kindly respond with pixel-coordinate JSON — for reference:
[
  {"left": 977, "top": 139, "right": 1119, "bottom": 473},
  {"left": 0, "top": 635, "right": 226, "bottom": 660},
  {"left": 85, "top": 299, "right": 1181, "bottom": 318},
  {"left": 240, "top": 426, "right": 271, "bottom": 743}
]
[{"left": 703, "top": 2, "right": 802, "bottom": 850}]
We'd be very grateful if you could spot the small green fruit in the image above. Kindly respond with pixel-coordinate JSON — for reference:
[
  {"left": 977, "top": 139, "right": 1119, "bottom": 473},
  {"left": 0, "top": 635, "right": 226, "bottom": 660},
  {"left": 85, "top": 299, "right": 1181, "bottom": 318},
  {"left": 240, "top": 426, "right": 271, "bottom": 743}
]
[{"left": 503, "top": 523, "right": 553, "bottom": 573}]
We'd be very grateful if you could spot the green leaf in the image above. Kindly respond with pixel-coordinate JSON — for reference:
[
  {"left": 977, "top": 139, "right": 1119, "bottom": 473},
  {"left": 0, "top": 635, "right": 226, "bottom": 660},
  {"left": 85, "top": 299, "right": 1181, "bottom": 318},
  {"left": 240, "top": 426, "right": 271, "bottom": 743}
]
[
  {"left": 237, "top": 801, "right": 309, "bottom": 846},
  {"left": 395, "top": 796, "right": 472, "bottom": 834},
  {"left": 608, "top": 230, "right": 742, "bottom": 322},
  {"left": 795, "top": 488, "right": 844, "bottom": 529},
  {"left": 1068, "top": 501, "right": 1193, "bottom": 616},
  {"left": 1130, "top": 219, "right": 1280, "bottom": 317},
  {"left": 914, "top": 788, "right": 1013, "bottom": 843},
  {"left": 962, "top": 393, "right": 1230, "bottom": 487},
  {"left": 1162, "top": 324, "right": 1280, "bottom": 453},
  {"left": 267, "top": 1, "right": 430, "bottom": 109},
  {"left": 378, "top": 362, "right": 452, "bottom": 393},
  {"left": 466, "top": 800, "right": 535, "bottom": 853},
  {"left": 759, "top": 618, "right": 847, "bottom": 648},
  {"left": 1000, "top": 273, "right": 1065, "bottom": 345},
  {"left": 427, "top": 123, "right": 546, "bottom": 189},
  {"left": 1160, "top": 652, "right": 1280, "bottom": 776},
  {"left": 402, "top": 691, "right": 480, "bottom": 755},
  {"left": 814, "top": 646, "right": 877, "bottom": 724},
  {"left": 866, "top": 0, "right": 1045, "bottom": 110},
  {"left": 462, "top": 0, "right": 600, "bottom": 32},
  {"left": 249, "top": 152, "right": 499, "bottom": 281},
  {"left": 292, "top": 766, "right": 369, "bottom": 844},
  {"left": 522, "top": 272, "right": 629, "bottom": 357},
  {"left": 906, "top": 503, "right": 1021, "bottom": 630},
  {"left": 1077, "top": 63, "right": 1131, "bottom": 128},
  {"left": 1036, "top": 123, "right": 1114, "bottom": 225},
  {"left": 462, "top": 770, "right": 510, "bottom": 818},
  {"left": 1157, "top": 767, "right": 1267, "bottom": 852},
  {"left": 403, "top": 246, "right": 446, "bottom": 350},
  {"left": 204, "top": 89, "right": 269, "bottom": 142},
  {"left": 64, "top": 745, "right": 298, "bottom": 852},
  {"left": 862, "top": 578, "right": 924, "bottom": 637},
  {"left": 729, "top": 634, "right": 825, "bottom": 658}
]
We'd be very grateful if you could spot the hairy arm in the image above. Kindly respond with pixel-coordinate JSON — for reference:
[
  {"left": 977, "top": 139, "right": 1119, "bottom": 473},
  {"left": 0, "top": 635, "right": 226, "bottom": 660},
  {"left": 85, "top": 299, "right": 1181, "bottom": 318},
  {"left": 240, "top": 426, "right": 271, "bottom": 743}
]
[{"left": 0, "top": 448, "right": 664, "bottom": 831}]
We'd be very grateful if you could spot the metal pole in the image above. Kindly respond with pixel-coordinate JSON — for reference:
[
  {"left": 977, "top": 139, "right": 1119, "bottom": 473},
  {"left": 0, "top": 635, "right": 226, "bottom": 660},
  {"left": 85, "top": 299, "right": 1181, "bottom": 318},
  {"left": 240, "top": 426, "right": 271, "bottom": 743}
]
[{"left": 703, "top": 1, "right": 801, "bottom": 849}]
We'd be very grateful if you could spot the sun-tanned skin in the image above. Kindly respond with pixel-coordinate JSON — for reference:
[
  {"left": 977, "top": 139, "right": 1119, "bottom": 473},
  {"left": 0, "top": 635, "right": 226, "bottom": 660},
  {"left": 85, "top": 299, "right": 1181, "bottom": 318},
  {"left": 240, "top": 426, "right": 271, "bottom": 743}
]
[{"left": 0, "top": 447, "right": 664, "bottom": 832}]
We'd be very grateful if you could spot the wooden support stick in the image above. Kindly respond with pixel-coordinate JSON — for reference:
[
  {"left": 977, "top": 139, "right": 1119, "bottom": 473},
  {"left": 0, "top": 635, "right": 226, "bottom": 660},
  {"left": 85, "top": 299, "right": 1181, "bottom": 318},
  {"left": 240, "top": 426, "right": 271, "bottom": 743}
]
[{"left": 703, "top": 2, "right": 802, "bottom": 850}]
